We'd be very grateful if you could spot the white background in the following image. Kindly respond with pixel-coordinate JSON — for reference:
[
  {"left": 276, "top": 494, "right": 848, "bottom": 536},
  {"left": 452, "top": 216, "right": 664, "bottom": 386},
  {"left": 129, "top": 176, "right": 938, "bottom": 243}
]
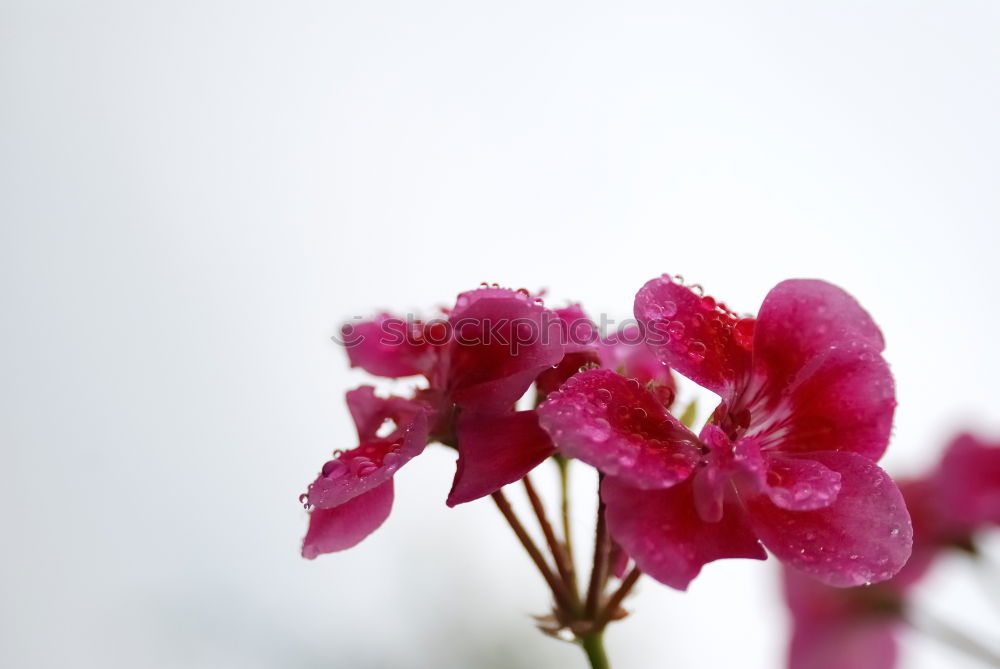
[{"left": 3, "top": 1, "right": 1000, "bottom": 667}]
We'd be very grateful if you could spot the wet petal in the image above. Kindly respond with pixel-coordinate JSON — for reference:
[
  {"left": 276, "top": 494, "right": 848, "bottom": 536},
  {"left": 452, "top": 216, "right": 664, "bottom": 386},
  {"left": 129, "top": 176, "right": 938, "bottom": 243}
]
[
  {"left": 301, "top": 480, "right": 394, "bottom": 558},
  {"left": 537, "top": 369, "right": 700, "bottom": 489},
  {"left": 634, "top": 275, "right": 752, "bottom": 397},
  {"left": 343, "top": 314, "right": 438, "bottom": 378},
  {"left": 305, "top": 412, "right": 429, "bottom": 509},
  {"left": 602, "top": 476, "right": 766, "bottom": 590},
  {"left": 446, "top": 410, "right": 555, "bottom": 506},
  {"left": 763, "top": 342, "right": 895, "bottom": 461},
  {"left": 598, "top": 324, "right": 677, "bottom": 407},
  {"left": 735, "top": 438, "right": 843, "bottom": 511},
  {"left": 746, "top": 451, "right": 912, "bottom": 587},
  {"left": 753, "top": 279, "right": 885, "bottom": 392},
  {"left": 345, "top": 386, "right": 428, "bottom": 442},
  {"left": 447, "top": 287, "right": 565, "bottom": 411}
]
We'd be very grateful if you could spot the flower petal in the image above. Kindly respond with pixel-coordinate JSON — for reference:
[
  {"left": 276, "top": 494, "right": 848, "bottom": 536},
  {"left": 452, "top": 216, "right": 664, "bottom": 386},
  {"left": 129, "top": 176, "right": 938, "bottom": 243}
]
[
  {"left": 301, "top": 480, "right": 394, "bottom": 558},
  {"left": 598, "top": 325, "right": 677, "bottom": 407},
  {"left": 305, "top": 411, "right": 429, "bottom": 509},
  {"left": 762, "top": 342, "right": 895, "bottom": 461},
  {"left": 446, "top": 288, "right": 565, "bottom": 411},
  {"left": 537, "top": 369, "right": 700, "bottom": 489},
  {"left": 345, "top": 386, "right": 428, "bottom": 442},
  {"left": 937, "top": 433, "right": 1000, "bottom": 528},
  {"left": 734, "top": 437, "right": 843, "bottom": 511},
  {"left": 343, "top": 314, "right": 438, "bottom": 378},
  {"left": 789, "top": 621, "right": 898, "bottom": 669},
  {"left": 745, "top": 451, "right": 912, "bottom": 587},
  {"left": 603, "top": 476, "right": 766, "bottom": 590},
  {"left": 634, "top": 275, "right": 752, "bottom": 396},
  {"left": 753, "top": 279, "right": 885, "bottom": 391},
  {"left": 446, "top": 410, "right": 555, "bottom": 506}
]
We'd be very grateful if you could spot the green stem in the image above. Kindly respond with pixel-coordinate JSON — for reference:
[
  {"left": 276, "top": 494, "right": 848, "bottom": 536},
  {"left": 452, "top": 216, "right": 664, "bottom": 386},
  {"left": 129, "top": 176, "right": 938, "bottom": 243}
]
[{"left": 580, "top": 632, "right": 611, "bottom": 669}]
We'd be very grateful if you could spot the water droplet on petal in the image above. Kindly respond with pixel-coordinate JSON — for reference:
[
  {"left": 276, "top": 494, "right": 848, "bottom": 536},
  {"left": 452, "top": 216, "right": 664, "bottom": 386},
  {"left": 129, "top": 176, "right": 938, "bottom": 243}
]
[
  {"left": 322, "top": 459, "right": 348, "bottom": 479},
  {"left": 350, "top": 456, "right": 378, "bottom": 477},
  {"left": 733, "top": 319, "right": 754, "bottom": 350},
  {"left": 596, "top": 388, "right": 613, "bottom": 407},
  {"left": 688, "top": 341, "right": 707, "bottom": 362}
]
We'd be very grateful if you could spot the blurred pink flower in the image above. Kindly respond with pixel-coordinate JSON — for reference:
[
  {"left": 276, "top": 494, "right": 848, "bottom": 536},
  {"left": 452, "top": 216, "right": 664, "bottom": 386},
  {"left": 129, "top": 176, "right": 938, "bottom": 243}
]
[{"left": 782, "top": 432, "right": 1000, "bottom": 668}]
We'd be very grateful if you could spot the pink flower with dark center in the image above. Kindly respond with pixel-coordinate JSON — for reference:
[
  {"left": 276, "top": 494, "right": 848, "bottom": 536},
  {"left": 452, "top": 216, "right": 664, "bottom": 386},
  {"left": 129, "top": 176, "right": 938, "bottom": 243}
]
[{"left": 539, "top": 275, "right": 912, "bottom": 589}]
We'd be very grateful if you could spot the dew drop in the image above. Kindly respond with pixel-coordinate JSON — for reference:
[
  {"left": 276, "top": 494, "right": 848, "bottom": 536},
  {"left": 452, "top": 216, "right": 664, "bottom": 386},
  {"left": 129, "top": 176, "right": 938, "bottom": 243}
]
[
  {"left": 667, "top": 321, "right": 685, "bottom": 338},
  {"left": 322, "top": 459, "right": 348, "bottom": 479},
  {"left": 382, "top": 452, "right": 401, "bottom": 468},
  {"left": 350, "top": 456, "right": 378, "bottom": 477},
  {"left": 701, "top": 296, "right": 716, "bottom": 310},
  {"left": 596, "top": 388, "right": 613, "bottom": 407},
  {"left": 733, "top": 319, "right": 754, "bottom": 350},
  {"left": 660, "top": 301, "right": 678, "bottom": 318},
  {"left": 687, "top": 341, "right": 707, "bottom": 362}
]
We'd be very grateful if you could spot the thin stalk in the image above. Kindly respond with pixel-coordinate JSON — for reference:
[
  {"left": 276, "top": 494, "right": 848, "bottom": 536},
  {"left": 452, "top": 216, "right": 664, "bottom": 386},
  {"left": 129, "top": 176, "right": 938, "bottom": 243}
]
[
  {"left": 491, "top": 490, "right": 573, "bottom": 613},
  {"left": 586, "top": 489, "right": 611, "bottom": 617},
  {"left": 579, "top": 632, "right": 611, "bottom": 669},
  {"left": 557, "top": 455, "right": 574, "bottom": 558},
  {"left": 595, "top": 567, "right": 641, "bottom": 629},
  {"left": 523, "top": 475, "right": 580, "bottom": 610}
]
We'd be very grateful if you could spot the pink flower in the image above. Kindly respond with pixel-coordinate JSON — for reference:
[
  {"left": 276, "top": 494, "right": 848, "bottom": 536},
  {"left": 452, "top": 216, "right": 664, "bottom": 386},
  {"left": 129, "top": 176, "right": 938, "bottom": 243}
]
[
  {"left": 781, "top": 433, "right": 1000, "bottom": 669},
  {"left": 538, "top": 275, "right": 912, "bottom": 589},
  {"left": 783, "top": 566, "right": 902, "bottom": 669},
  {"left": 303, "top": 286, "right": 574, "bottom": 556}
]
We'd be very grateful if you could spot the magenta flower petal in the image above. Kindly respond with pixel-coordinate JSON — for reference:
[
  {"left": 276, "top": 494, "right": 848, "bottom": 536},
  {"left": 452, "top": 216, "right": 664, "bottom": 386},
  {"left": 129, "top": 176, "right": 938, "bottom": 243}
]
[
  {"left": 598, "top": 325, "right": 676, "bottom": 407},
  {"left": 789, "top": 621, "right": 897, "bottom": 669},
  {"left": 634, "top": 275, "right": 752, "bottom": 396},
  {"left": 537, "top": 369, "right": 700, "bottom": 489},
  {"left": 937, "top": 433, "right": 1000, "bottom": 528},
  {"left": 746, "top": 451, "right": 912, "bottom": 587},
  {"left": 446, "top": 288, "right": 565, "bottom": 411},
  {"left": 753, "top": 279, "right": 885, "bottom": 391},
  {"left": 602, "top": 476, "right": 766, "bottom": 590},
  {"left": 446, "top": 410, "right": 555, "bottom": 506},
  {"left": 301, "top": 480, "right": 394, "bottom": 558},
  {"left": 760, "top": 454, "right": 843, "bottom": 511},
  {"left": 343, "top": 314, "right": 438, "bottom": 378},
  {"left": 555, "top": 304, "right": 601, "bottom": 353},
  {"left": 345, "top": 386, "right": 428, "bottom": 442},
  {"left": 305, "top": 412, "right": 429, "bottom": 509},
  {"left": 760, "top": 342, "right": 895, "bottom": 461}
]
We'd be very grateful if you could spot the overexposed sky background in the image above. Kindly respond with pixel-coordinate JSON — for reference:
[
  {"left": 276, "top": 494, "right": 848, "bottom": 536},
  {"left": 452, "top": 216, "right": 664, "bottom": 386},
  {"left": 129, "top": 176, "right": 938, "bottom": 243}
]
[{"left": 3, "top": 1, "right": 1000, "bottom": 667}]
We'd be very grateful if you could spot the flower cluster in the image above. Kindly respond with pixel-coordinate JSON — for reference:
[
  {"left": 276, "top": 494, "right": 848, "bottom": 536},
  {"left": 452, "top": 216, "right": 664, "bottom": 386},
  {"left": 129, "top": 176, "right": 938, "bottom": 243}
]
[
  {"left": 300, "top": 274, "right": 913, "bottom": 597},
  {"left": 782, "top": 432, "right": 1000, "bottom": 669}
]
